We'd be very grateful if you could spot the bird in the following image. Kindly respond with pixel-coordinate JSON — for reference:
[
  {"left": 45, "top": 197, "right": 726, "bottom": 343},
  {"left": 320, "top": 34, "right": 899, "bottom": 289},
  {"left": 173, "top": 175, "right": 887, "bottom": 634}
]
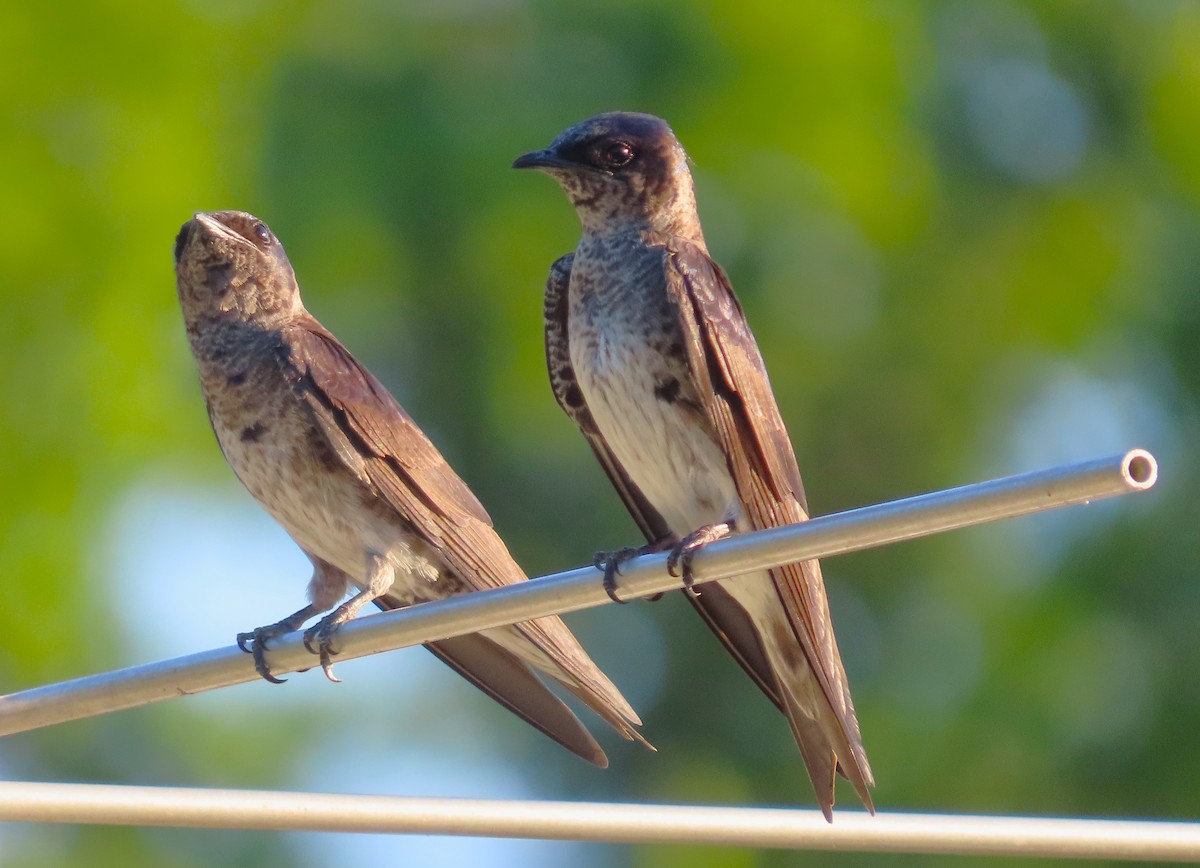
[
  {"left": 513, "top": 112, "right": 873, "bottom": 817},
  {"left": 173, "top": 209, "right": 648, "bottom": 766}
]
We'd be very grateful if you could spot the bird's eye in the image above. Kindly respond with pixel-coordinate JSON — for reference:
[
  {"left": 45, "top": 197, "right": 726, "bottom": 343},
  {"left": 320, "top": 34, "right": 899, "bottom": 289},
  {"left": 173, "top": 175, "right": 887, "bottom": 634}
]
[
  {"left": 601, "top": 141, "right": 634, "bottom": 168},
  {"left": 252, "top": 222, "right": 272, "bottom": 246}
]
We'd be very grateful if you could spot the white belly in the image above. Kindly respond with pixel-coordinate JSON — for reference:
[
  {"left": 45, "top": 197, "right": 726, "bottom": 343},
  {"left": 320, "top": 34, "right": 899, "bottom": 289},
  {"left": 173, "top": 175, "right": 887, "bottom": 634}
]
[
  {"left": 214, "top": 412, "right": 442, "bottom": 601},
  {"left": 576, "top": 324, "right": 792, "bottom": 635},
  {"left": 574, "top": 325, "right": 740, "bottom": 536}
]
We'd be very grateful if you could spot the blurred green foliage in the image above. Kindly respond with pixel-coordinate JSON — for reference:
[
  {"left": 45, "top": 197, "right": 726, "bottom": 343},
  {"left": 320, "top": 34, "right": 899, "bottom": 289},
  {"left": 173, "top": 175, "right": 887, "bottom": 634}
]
[{"left": 0, "top": 1, "right": 1197, "bottom": 866}]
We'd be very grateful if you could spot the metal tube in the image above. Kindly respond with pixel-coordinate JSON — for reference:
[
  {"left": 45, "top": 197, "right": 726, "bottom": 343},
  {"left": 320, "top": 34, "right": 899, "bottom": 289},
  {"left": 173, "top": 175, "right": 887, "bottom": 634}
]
[
  {"left": 0, "top": 449, "right": 1157, "bottom": 737},
  {"left": 0, "top": 781, "right": 1194, "bottom": 861}
]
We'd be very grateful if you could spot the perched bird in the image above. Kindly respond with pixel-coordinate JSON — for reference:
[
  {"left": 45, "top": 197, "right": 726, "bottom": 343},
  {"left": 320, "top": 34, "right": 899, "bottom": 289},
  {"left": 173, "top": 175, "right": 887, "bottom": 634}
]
[
  {"left": 174, "top": 209, "right": 647, "bottom": 766},
  {"left": 514, "top": 113, "right": 873, "bottom": 816}
]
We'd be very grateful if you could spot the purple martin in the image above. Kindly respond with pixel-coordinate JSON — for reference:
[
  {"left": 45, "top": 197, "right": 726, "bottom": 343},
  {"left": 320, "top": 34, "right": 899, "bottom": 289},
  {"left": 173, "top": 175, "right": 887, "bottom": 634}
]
[
  {"left": 514, "top": 113, "right": 873, "bottom": 815},
  {"left": 174, "top": 209, "right": 647, "bottom": 765}
]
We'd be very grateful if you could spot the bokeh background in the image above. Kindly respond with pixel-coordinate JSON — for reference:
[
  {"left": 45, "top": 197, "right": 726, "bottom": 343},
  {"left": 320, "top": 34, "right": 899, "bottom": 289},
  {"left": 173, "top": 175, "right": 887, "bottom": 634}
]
[{"left": 1, "top": 1, "right": 1196, "bottom": 865}]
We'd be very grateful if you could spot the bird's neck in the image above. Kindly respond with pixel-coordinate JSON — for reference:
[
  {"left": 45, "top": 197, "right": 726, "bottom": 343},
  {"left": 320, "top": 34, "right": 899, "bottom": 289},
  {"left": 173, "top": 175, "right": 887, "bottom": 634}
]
[
  {"left": 569, "top": 166, "right": 708, "bottom": 249},
  {"left": 577, "top": 206, "right": 707, "bottom": 251},
  {"left": 186, "top": 313, "right": 284, "bottom": 358},
  {"left": 657, "top": 174, "right": 707, "bottom": 249}
]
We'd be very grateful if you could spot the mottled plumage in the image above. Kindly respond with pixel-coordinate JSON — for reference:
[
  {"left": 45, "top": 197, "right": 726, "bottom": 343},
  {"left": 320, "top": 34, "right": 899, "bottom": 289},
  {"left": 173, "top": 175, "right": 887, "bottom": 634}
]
[
  {"left": 174, "top": 210, "right": 646, "bottom": 765},
  {"left": 515, "top": 113, "right": 873, "bottom": 817}
]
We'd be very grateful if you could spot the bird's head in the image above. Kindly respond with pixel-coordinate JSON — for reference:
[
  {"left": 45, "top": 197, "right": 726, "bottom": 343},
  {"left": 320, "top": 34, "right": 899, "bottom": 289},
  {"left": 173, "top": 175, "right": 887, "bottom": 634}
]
[
  {"left": 174, "top": 210, "right": 302, "bottom": 329},
  {"left": 514, "top": 112, "right": 703, "bottom": 242}
]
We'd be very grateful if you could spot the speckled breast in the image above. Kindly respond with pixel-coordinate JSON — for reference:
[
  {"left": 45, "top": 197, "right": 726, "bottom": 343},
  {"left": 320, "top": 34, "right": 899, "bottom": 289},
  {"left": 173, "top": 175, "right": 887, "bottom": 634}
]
[{"left": 567, "top": 239, "right": 739, "bottom": 534}]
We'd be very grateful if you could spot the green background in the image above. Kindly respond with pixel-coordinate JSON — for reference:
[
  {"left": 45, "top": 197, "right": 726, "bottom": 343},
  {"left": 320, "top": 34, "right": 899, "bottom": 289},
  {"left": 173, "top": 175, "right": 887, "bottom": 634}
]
[{"left": 0, "top": 1, "right": 1195, "bottom": 865}]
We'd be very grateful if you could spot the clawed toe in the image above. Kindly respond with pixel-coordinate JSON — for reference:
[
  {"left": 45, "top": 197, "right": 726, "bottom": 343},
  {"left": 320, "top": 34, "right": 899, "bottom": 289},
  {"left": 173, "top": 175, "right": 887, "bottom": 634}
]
[
  {"left": 666, "top": 522, "right": 733, "bottom": 596},
  {"left": 237, "top": 626, "right": 292, "bottom": 684},
  {"left": 594, "top": 546, "right": 650, "bottom": 604},
  {"left": 594, "top": 546, "right": 642, "bottom": 574},
  {"left": 603, "top": 562, "right": 626, "bottom": 604},
  {"left": 253, "top": 645, "right": 288, "bottom": 684},
  {"left": 317, "top": 646, "right": 341, "bottom": 683},
  {"left": 665, "top": 546, "right": 700, "bottom": 596},
  {"left": 236, "top": 603, "right": 319, "bottom": 684},
  {"left": 303, "top": 620, "right": 344, "bottom": 683}
]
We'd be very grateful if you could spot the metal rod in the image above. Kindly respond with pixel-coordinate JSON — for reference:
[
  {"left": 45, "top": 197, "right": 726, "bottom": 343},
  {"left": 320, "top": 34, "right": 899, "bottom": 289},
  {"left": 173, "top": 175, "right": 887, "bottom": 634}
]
[
  {"left": 0, "top": 449, "right": 1157, "bottom": 737},
  {"left": 0, "top": 781, "right": 1195, "bottom": 861}
]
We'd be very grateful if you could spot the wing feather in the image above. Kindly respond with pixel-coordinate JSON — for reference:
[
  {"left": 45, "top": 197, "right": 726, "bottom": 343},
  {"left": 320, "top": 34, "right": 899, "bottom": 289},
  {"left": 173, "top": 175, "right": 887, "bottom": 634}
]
[
  {"left": 659, "top": 237, "right": 874, "bottom": 801},
  {"left": 281, "top": 316, "right": 643, "bottom": 737}
]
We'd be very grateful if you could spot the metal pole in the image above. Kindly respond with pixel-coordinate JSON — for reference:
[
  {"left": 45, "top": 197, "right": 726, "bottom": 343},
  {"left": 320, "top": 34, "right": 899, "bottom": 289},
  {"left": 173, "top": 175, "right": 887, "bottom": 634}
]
[
  {"left": 0, "top": 781, "right": 1194, "bottom": 861},
  {"left": 0, "top": 449, "right": 1157, "bottom": 737}
]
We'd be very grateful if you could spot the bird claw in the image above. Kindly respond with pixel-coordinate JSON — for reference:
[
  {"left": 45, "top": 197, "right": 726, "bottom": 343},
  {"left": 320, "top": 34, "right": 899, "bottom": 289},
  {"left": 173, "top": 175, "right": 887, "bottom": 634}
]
[
  {"left": 666, "top": 522, "right": 733, "bottom": 596},
  {"left": 666, "top": 552, "right": 701, "bottom": 596},
  {"left": 594, "top": 546, "right": 647, "bottom": 603},
  {"left": 319, "top": 649, "right": 341, "bottom": 683},
  {"left": 303, "top": 616, "right": 345, "bottom": 683},
  {"left": 236, "top": 625, "right": 291, "bottom": 684},
  {"left": 235, "top": 604, "right": 319, "bottom": 684},
  {"left": 595, "top": 545, "right": 670, "bottom": 603}
]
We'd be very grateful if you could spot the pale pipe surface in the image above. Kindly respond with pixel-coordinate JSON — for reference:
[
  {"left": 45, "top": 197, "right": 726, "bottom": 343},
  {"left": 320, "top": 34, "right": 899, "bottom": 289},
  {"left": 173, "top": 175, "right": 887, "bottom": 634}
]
[
  {"left": 0, "top": 782, "right": 1195, "bottom": 861},
  {"left": 0, "top": 449, "right": 1157, "bottom": 737}
]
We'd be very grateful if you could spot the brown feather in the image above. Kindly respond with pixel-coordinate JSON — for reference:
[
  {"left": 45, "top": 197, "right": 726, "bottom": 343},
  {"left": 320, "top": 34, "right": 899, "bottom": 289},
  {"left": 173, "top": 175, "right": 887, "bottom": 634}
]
[
  {"left": 659, "top": 235, "right": 874, "bottom": 804},
  {"left": 283, "top": 316, "right": 645, "bottom": 740},
  {"left": 546, "top": 252, "right": 794, "bottom": 709},
  {"left": 423, "top": 632, "right": 609, "bottom": 767}
]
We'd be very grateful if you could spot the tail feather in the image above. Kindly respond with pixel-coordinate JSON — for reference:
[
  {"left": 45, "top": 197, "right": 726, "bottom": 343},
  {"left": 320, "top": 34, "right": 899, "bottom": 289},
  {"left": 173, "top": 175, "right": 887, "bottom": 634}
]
[
  {"left": 374, "top": 595, "right": 648, "bottom": 762},
  {"left": 426, "top": 633, "right": 609, "bottom": 767},
  {"left": 507, "top": 619, "right": 652, "bottom": 749},
  {"left": 784, "top": 704, "right": 839, "bottom": 821},
  {"left": 760, "top": 613, "right": 875, "bottom": 818}
]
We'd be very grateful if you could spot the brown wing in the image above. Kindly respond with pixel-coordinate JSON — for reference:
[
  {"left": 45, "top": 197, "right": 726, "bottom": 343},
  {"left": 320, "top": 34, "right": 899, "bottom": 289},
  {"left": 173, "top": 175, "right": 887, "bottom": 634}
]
[
  {"left": 544, "top": 254, "right": 673, "bottom": 545},
  {"left": 424, "top": 633, "right": 609, "bottom": 767},
  {"left": 280, "top": 315, "right": 643, "bottom": 741},
  {"left": 288, "top": 317, "right": 489, "bottom": 517},
  {"left": 546, "top": 251, "right": 785, "bottom": 714},
  {"left": 659, "top": 237, "right": 873, "bottom": 804}
]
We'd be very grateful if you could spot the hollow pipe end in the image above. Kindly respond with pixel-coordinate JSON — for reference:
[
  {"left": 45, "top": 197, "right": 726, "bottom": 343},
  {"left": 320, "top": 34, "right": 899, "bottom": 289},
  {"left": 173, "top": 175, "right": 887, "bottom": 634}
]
[{"left": 1122, "top": 449, "right": 1158, "bottom": 491}]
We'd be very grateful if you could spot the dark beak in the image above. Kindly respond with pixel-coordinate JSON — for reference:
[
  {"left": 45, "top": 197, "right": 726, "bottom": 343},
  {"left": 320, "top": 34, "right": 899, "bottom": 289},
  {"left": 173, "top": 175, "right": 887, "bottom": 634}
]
[
  {"left": 174, "top": 217, "right": 200, "bottom": 263},
  {"left": 179, "top": 212, "right": 239, "bottom": 260},
  {"left": 512, "top": 148, "right": 571, "bottom": 170},
  {"left": 174, "top": 218, "right": 192, "bottom": 262}
]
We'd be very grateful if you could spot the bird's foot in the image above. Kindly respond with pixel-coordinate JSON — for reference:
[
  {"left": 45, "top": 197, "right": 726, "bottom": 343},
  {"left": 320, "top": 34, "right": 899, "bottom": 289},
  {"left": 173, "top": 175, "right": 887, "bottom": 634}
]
[
  {"left": 302, "top": 605, "right": 354, "bottom": 683},
  {"left": 594, "top": 541, "right": 675, "bottom": 604},
  {"left": 667, "top": 522, "right": 733, "bottom": 596},
  {"left": 236, "top": 625, "right": 289, "bottom": 684},
  {"left": 594, "top": 547, "right": 647, "bottom": 603},
  {"left": 299, "top": 567, "right": 389, "bottom": 683},
  {"left": 236, "top": 605, "right": 318, "bottom": 684}
]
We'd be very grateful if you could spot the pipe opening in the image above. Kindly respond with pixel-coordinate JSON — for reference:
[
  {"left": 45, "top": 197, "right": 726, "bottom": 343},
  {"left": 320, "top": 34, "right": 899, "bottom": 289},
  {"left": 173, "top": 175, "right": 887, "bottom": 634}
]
[{"left": 1123, "top": 450, "right": 1158, "bottom": 490}]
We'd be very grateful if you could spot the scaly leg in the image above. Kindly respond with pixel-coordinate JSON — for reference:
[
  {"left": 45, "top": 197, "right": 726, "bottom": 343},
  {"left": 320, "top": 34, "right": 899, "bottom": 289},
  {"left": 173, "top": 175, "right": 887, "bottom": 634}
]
[{"left": 303, "top": 553, "right": 394, "bottom": 682}]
